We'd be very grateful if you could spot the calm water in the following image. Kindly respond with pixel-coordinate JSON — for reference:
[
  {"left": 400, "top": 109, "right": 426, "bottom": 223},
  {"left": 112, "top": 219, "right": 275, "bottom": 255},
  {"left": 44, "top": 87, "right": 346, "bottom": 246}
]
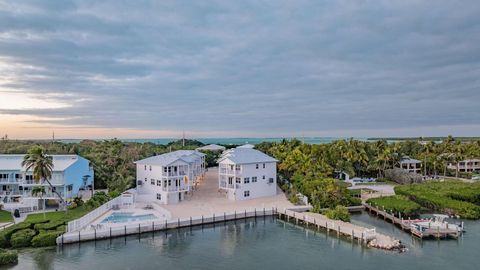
[
  {"left": 3, "top": 213, "right": 478, "bottom": 270},
  {"left": 57, "top": 137, "right": 366, "bottom": 145}
]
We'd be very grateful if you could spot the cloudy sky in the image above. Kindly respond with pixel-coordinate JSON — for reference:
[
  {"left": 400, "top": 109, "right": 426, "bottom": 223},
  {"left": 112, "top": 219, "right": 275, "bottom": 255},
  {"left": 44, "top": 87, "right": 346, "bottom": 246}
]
[{"left": 1, "top": 0, "right": 479, "bottom": 139}]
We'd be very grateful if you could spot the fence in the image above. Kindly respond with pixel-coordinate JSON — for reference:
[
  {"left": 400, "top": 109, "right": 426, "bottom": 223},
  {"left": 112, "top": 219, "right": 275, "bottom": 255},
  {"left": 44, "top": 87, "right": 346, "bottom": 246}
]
[
  {"left": 58, "top": 207, "right": 276, "bottom": 245},
  {"left": 67, "top": 196, "right": 122, "bottom": 232}
]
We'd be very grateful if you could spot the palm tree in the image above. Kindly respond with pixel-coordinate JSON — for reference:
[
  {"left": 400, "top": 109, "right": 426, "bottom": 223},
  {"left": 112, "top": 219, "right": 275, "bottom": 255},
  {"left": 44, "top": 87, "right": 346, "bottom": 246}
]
[
  {"left": 22, "top": 146, "right": 66, "bottom": 209},
  {"left": 32, "top": 186, "right": 46, "bottom": 219}
]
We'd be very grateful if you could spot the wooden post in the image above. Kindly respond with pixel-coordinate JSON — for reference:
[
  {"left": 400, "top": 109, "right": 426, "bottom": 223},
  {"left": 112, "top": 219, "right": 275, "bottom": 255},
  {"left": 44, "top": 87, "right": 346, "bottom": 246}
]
[
  {"left": 94, "top": 228, "right": 97, "bottom": 241},
  {"left": 78, "top": 230, "right": 80, "bottom": 242},
  {"left": 190, "top": 217, "right": 192, "bottom": 226},
  {"left": 177, "top": 218, "right": 180, "bottom": 227}
]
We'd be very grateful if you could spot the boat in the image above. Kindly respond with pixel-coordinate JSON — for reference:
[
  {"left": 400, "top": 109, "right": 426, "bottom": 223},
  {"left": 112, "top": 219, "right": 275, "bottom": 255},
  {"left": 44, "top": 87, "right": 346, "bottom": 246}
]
[{"left": 409, "top": 214, "right": 464, "bottom": 238}]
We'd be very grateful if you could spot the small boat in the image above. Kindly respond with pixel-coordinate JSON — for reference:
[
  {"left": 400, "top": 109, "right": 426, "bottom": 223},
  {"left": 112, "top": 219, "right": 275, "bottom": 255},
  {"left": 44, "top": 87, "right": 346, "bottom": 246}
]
[{"left": 409, "top": 214, "right": 464, "bottom": 238}]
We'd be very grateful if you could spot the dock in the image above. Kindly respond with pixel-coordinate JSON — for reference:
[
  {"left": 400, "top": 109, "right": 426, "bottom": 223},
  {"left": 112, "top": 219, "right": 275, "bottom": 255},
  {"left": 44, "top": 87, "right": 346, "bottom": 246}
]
[
  {"left": 363, "top": 203, "right": 462, "bottom": 239},
  {"left": 57, "top": 206, "right": 403, "bottom": 251},
  {"left": 277, "top": 209, "right": 402, "bottom": 250}
]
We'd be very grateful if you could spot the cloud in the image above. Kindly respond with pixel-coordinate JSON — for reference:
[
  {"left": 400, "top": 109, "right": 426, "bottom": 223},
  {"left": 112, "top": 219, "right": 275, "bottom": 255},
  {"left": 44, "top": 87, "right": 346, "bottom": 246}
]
[{"left": 0, "top": 0, "right": 480, "bottom": 137}]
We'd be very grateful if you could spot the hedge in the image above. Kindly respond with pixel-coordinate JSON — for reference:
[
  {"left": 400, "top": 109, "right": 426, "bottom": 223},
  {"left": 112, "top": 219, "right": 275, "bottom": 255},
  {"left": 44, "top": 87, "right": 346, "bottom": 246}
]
[
  {"left": 0, "top": 249, "right": 17, "bottom": 265},
  {"left": 31, "top": 231, "right": 63, "bottom": 248},
  {"left": 0, "top": 222, "right": 32, "bottom": 248},
  {"left": 10, "top": 229, "right": 37, "bottom": 248},
  {"left": 34, "top": 220, "right": 66, "bottom": 231}
]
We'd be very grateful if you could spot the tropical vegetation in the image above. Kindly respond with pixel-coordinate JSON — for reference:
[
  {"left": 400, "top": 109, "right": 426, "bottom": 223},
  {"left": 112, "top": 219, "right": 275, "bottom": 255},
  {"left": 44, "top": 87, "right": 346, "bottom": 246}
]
[{"left": 366, "top": 195, "right": 423, "bottom": 217}]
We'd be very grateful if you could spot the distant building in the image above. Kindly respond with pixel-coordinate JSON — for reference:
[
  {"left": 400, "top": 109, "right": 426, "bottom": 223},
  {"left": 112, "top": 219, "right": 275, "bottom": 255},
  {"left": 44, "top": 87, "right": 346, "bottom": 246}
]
[
  {"left": 218, "top": 147, "right": 277, "bottom": 201},
  {"left": 196, "top": 144, "right": 226, "bottom": 152},
  {"left": 399, "top": 156, "right": 422, "bottom": 174},
  {"left": 135, "top": 150, "right": 206, "bottom": 204},
  {"left": 236, "top": 144, "right": 255, "bottom": 149},
  {"left": 448, "top": 159, "right": 480, "bottom": 173},
  {"left": 0, "top": 155, "right": 94, "bottom": 210}
]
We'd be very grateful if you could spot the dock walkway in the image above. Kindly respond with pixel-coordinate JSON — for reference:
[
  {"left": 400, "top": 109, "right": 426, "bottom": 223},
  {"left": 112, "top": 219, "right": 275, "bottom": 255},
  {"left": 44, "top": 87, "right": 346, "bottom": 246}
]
[{"left": 363, "top": 203, "right": 462, "bottom": 239}]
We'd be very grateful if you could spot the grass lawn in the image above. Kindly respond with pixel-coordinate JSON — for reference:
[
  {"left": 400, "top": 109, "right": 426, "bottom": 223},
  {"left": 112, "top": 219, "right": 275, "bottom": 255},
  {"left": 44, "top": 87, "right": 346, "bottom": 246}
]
[
  {"left": 24, "top": 205, "right": 90, "bottom": 224},
  {"left": 0, "top": 210, "right": 13, "bottom": 223}
]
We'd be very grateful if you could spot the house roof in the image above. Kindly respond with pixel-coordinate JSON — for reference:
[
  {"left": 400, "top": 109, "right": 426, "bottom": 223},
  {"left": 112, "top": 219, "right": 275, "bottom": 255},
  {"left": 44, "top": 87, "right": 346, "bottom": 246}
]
[
  {"left": 400, "top": 156, "right": 421, "bottom": 164},
  {"left": 236, "top": 144, "right": 255, "bottom": 149},
  {"left": 196, "top": 144, "right": 226, "bottom": 151},
  {"left": 0, "top": 154, "right": 84, "bottom": 172},
  {"left": 218, "top": 148, "right": 277, "bottom": 164},
  {"left": 135, "top": 150, "right": 205, "bottom": 166}
]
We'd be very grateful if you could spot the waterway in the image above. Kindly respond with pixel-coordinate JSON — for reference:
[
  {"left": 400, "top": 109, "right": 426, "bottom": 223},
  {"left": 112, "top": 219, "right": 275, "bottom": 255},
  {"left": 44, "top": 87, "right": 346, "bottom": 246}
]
[{"left": 3, "top": 212, "right": 478, "bottom": 270}]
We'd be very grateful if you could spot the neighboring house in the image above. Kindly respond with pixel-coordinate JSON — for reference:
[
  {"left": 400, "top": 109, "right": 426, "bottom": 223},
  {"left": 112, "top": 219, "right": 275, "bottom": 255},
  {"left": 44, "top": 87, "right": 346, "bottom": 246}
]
[
  {"left": 134, "top": 150, "right": 206, "bottom": 204},
  {"left": 195, "top": 144, "right": 226, "bottom": 152},
  {"left": 0, "top": 154, "right": 94, "bottom": 210},
  {"left": 448, "top": 159, "right": 480, "bottom": 173},
  {"left": 399, "top": 156, "right": 422, "bottom": 174},
  {"left": 218, "top": 147, "right": 277, "bottom": 201}
]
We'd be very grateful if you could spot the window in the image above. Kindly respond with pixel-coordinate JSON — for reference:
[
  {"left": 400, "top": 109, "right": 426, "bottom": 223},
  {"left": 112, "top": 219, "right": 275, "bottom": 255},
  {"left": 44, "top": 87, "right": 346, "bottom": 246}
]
[
  {"left": 252, "top": 176, "right": 257, "bottom": 182},
  {"left": 244, "top": 177, "right": 250, "bottom": 184},
  {"left": 67, "top": 185, "right": 73, "bottom": 191},
  {"left": 151, "top": 179, "right": 155, "bottom": 185},
  {"left": 244, "top": 190, "right": 250, "bottom": 197},
  {"left": 236, "top": 177, "right": 241, "bottom": 184},
  {"left": 168, "top": 180, "right": 172, "bottom": 186},
  {"left": 26, "top": 175, "right": 33, "bottom": 181},
  {"left": 268, "top": 178, "right": 274, "bottom": 184},
  {"left": 164, "top": 167, "right": 168, "bottom": 173},
  {"left": 144, "top": 165, "right": 147, "bottom": 171},
  {"left": 157, "top": 180, "right": 161, "bottom": 186},
  {"left": 157, "top": 193, "right": 161, "bottom": 200},
  {"left": 262, "top": 175, "right": 265, "bottom": 180},
  {"left": 149, "top": 166, "right": 152, "bottom": 171},
  {"left": 263, "top": 163, "right": 265, "bottom": 168},
  {"left": 256, "top": 164, "right": 259, "bottom": 169},
  {"left": 235, "top": 165, "right": 241, "bottom": 171}
]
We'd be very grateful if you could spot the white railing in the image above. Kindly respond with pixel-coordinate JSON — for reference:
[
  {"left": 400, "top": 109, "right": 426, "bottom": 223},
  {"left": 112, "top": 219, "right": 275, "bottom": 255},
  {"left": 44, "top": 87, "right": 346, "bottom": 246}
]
[{"left": 67, "top": 196, "right": 122, "bottom": 232}]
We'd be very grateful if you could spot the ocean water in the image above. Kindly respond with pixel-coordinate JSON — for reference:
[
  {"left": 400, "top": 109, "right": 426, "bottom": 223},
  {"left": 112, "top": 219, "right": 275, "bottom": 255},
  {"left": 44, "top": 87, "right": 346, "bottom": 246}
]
[
  {"left": 6, "top": 213, "right": 478, "bottom": 270},
  {"left": 57, "top": 137, "right": 364, "bottom": 145}
]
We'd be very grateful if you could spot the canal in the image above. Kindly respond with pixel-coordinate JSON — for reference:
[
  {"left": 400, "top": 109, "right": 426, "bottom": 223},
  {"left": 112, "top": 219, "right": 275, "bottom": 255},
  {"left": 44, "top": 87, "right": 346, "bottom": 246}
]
[{"left": 2, "top": 212, "right": 478, "bottom": 270}]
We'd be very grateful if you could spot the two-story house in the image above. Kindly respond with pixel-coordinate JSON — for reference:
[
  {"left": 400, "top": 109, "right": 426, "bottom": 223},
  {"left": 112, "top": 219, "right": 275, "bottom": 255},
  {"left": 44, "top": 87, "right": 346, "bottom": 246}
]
[
  {"left": 134, "top": 150, "right": 206, "bottom": 204},
  {"left": 218, "top": 147, "right": 277, "bottom": 201},
  {"left": 0, "top": 154, "right": 94, "bottom": 210}
]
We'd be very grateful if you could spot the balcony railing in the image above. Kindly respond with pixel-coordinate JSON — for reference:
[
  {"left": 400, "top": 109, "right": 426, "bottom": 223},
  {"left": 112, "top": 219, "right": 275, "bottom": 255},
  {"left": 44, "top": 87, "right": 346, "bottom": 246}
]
[
  {"left": 161, "top": 186, "right": 189, "bottom": 192},
  {"left": 220, "top": 181, "right": 236, "bottom": 189}
]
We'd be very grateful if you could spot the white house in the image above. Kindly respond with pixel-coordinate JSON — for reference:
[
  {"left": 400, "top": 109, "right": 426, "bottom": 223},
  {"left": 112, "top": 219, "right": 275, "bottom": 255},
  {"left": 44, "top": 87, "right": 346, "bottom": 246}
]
[
  {"left": 0, "top": 154, "right": 94, "bottom": 211},
  {"left": 218, "top": 147, "right": 277, "bottom": 201},
  {"left": 399, "top": 156, "right": 422, "bottom": 174},
  {"left": 448, "top": 159, "right": 480, "bottom": 173},
  {"left": 134, "top": 150, "right": 206, "bottom": 204}
]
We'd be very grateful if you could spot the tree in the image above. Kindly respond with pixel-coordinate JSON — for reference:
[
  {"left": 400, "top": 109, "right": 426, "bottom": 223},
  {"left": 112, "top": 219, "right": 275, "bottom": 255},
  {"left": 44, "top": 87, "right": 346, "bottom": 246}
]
[
  {"left": 31, "top": 186, "right": 46, "bottom": 219},
  {"left": 21, "top": 146, "right": 66, "bottom": 209}
]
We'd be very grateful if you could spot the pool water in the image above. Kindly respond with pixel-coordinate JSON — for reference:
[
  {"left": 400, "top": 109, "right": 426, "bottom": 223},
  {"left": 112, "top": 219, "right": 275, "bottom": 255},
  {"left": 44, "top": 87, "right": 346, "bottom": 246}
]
[{"left": 101, "top": 212, "right": 158, "bottom": 223}]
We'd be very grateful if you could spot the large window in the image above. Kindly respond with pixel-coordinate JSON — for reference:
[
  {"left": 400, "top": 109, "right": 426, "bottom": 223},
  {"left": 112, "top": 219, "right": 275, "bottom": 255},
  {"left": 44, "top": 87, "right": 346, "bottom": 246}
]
[{"left": 244, "top": 190, "right": 250, "bottom": 197}]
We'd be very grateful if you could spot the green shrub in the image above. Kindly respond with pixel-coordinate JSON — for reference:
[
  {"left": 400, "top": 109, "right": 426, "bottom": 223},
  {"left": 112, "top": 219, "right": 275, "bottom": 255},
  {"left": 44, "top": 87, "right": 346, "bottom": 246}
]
[
  {"left": 325, "top": 206, "right": 351, "bottom": 222},
  {"left": 34, "top": 220, "right": 65, "bottom": 231},
  {"left": 0, "top": 249, "right": 18, "bottom": 265},
  {"left": 0, "top": 222, "right": 32, "bottom": 248},
  {"left": 10, "top": 228, "right": 36, "bottom": 248},
  {"left": 31, "top": 231, "right": 63, "bottom": 247},
  {"left": 73, "top": 196, "right": 84, "bottom": 207},
  {"left": 367, "top": 195, "right": 422, "bottom": 216}
]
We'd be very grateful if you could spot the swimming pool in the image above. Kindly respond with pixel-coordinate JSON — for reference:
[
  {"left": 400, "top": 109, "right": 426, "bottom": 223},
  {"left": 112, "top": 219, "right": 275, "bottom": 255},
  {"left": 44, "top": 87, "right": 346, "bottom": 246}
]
[{"left": 101, "top": 212, "right": 158, "bottom": 224}]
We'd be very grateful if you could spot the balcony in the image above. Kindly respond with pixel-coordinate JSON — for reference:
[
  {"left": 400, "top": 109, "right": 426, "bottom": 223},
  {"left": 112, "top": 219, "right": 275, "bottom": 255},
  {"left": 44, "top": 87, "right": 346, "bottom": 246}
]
[
  {"left": 161, "top": 185, "right": 189, "bottom": 192},
  {"left": 219, "top": 181, "right": 236, "bottom": 189}
]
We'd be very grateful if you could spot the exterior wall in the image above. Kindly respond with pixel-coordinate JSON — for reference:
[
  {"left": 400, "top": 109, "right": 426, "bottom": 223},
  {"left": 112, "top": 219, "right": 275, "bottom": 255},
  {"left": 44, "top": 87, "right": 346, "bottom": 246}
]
[
  {"left": 135, "top": 159, "right": 204, "bottom": 205},
  {"left": 400, "top": 162, "right": 421, "bottom": 174},
  {"left": 219, "top": 161, "right": 277, "bottom": 201},
  {"left": 63, "top": 156, "right": 94, "bottom": 200},
  {"left": 448, "top": 160, "right": 480, "bottom": 172}
]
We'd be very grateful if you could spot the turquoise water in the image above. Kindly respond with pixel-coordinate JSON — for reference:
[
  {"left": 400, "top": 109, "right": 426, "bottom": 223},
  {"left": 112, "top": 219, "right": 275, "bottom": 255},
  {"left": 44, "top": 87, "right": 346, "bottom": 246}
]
[
  {"left": 101, "top": 212, "right": 158, "bottom": 224},
  {"left": 57, "top": 137, "right": 363, "bottom": 145},
  {"left": 4, "top": 213, "right": 478, "bottom": 270}
]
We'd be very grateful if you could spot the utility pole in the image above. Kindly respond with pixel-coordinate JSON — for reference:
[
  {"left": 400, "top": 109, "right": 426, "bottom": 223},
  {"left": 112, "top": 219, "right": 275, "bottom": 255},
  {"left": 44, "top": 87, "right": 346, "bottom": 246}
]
[{"left": 182, "top": 130, "right": 185, "bottom": 147}]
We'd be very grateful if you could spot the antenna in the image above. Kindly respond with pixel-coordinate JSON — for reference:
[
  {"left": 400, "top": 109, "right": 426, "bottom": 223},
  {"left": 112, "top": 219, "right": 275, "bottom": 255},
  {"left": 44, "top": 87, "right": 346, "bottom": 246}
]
[{"left": 182, "top": 130, "right": 185, "bottom": 147}]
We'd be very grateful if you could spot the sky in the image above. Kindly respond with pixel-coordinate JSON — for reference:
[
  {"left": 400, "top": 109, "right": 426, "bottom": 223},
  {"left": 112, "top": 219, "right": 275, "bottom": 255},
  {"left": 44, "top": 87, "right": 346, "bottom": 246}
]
[{"left": 0, "top": 0, "right": 480, "bottom": 139}]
